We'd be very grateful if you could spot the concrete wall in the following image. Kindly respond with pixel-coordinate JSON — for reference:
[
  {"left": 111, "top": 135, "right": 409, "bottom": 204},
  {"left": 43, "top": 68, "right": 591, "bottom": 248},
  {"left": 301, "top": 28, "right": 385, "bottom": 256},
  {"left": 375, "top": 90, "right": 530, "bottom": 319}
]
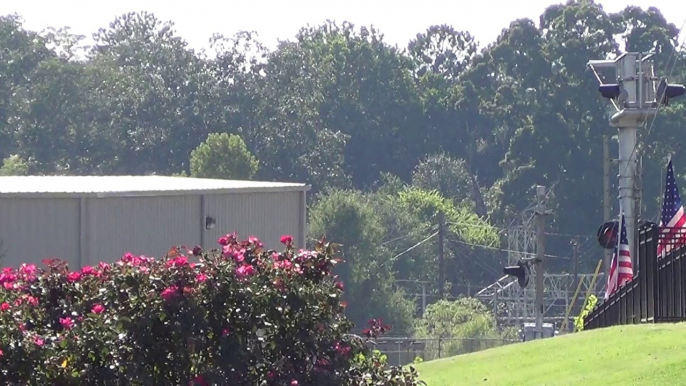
[{"left": 0, "top": 190, "right": 306, "bottom": 269}]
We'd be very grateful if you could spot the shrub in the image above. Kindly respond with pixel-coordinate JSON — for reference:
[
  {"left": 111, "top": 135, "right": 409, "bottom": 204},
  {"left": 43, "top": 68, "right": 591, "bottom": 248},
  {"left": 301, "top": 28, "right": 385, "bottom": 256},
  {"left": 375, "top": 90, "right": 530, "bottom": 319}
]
[{"left": 0, "top": 234, "right": 425, "bottom": 385}]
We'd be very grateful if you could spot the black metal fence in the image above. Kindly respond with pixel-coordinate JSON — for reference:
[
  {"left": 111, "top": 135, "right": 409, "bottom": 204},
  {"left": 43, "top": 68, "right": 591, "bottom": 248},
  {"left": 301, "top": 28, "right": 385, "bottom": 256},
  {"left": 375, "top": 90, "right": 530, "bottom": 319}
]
[{"left": 584, "top": 223, "right": 686, "bottom": 330}]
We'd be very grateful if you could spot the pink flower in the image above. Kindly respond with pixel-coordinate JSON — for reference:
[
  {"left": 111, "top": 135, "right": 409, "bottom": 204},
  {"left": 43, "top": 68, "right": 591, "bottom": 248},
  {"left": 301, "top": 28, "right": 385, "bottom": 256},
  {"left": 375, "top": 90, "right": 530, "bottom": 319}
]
[
  {"left": 196, "top": 273, "right": 208, "bottom": 283},
  {"left": 267, "top": 370, "right": 277, "bottom": 379},
  {"left": 67, "top": 271, "right": 81, "bottom": 283},
  {"left": 25, "top": 295, "right": 38, "bottom": 307},
  {"left": 60, "top": 317, "right": 74, "bottom": 330},
  {"left": 280, "top": 235, "right": 293, "bottom": 246},
  {"left": 160, "top": 286, "right": 179, "bottom": 301},
  {"left": 248, "top": 236, "right": 263, "bottom": 247},
  {"left": 98, "top": 262, "right": 111, "bottom": 271},
  {"left": 235, "top": 265, "right": 255, "bottom": 278},
  {"left": 190, "top": 375, "right": 208, "bottom": 386},
  {"left": 33, "top": 335, "right": 44, "bottom": 346},
  {"left": 19, "top": 264, "right": 37, "bottom": 276},
  {"left": 0, "top": 271, "right": 16, "bottom": 284},
  {"left": 291, "top": 380, "right": 298, "bottom": 386},
  {"left": 335, "top": 281, "right": 344, "bottom": 291},
  {"left": 0, "top": 348, "right": 3, "bottom": 357},
  {"left": 222, "top": 328, "right": 230, "bottom": 337},
  {"left": 217, "top": 233, "right": 237, "bottom": 246},
  {"left": 91, "top": 304, "right": 105, "bottom": 314},
  {"left": 81, "top": 266, "right": 95, "bottom": 275},
  {"left": 2, "top": 281, "right": 14, "bottom": 290},
  {"left": 0, "top": 302, "right": 9, "bottom": 311},
  {"left": 275, "top": 259, "right": 292, "bottom": 270}
]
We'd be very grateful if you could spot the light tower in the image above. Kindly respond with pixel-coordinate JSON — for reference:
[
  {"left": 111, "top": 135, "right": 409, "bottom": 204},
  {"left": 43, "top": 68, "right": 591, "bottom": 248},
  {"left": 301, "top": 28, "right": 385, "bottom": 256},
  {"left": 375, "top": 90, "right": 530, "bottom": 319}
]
[{"left": 588, "top": 53, "right": 686, "bottom": 263}]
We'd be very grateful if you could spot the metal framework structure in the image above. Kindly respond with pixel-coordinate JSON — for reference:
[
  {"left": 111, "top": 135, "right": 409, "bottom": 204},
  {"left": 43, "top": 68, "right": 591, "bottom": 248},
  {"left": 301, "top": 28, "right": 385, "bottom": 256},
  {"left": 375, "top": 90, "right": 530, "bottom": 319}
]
[{"left": 476, "top": 205, "right": 607, "bottom": 327}]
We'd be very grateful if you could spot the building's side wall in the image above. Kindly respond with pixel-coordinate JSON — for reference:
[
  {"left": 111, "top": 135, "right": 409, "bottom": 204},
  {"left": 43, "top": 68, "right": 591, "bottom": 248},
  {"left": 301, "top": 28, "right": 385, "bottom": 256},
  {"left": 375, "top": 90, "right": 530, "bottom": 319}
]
[
  {"left": 203, "top": 191, "right": 303, "bottom": 250},
  {"left": 0, "top": 198, "right": 80, "bottom": 268},
  {"left": 86, "top": 195, "right": 201, "bottom": 266}
]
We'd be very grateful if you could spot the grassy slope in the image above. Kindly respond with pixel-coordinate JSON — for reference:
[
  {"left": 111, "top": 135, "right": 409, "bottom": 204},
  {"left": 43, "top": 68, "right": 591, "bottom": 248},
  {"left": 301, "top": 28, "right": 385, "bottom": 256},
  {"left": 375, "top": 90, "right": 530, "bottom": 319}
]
[{"left": 414, "top": 323, "right": 686, "bottom": 386}]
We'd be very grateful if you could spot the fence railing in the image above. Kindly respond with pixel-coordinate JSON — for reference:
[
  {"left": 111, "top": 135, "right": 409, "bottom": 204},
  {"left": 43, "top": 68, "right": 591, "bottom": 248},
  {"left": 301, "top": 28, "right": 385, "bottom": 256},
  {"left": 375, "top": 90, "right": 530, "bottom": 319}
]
[
  {"left": 584, "top": 223, "right": 686, "bottom": 330},
  {"left": 367, "top": 337, "right": 518, "bottom": 366}
]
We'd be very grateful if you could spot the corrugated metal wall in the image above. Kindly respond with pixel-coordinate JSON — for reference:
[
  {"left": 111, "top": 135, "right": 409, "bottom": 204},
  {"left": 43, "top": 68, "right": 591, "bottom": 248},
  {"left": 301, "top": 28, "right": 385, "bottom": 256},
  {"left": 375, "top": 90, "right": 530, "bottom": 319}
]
[
  {"left": 86, "top": 195, "right": 201, "bottom": 265},
  {"left": 202, "top": 191, "right": 303, "bottom": 251},
  {"left": 0, "top": 198, "right": 80, "bottom": 268},
  {"left": 0, "top": 190, "right": 305, "bottom": 269}
]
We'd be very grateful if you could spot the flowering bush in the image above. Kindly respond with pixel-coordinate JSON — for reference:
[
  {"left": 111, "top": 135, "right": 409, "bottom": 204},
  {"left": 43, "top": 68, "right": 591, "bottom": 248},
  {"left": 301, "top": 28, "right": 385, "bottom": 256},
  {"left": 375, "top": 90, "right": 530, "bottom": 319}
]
[{"left": 0, "top": 234, "right": 425, "bottom": 385}]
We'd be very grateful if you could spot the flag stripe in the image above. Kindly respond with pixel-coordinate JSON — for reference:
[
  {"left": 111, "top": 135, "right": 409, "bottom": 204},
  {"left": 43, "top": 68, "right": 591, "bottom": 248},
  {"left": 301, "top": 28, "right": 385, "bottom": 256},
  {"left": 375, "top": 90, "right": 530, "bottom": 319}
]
[
  {"left": 657, "top": 160, "right": 686, "bottom": 257},
  {"left": 605, "top": 214, "right": 634, "bottom": 300}
]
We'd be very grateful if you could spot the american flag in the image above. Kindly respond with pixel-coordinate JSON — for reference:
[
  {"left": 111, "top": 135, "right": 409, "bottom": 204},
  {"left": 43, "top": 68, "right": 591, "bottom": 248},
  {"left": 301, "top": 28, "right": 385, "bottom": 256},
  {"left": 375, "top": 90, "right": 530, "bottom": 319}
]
[
  {"left": 605, "top": 214, "right": 633, "bottom": 300},
  {"left": 657, "top": 160, "right": 686, "bottom": 257}
]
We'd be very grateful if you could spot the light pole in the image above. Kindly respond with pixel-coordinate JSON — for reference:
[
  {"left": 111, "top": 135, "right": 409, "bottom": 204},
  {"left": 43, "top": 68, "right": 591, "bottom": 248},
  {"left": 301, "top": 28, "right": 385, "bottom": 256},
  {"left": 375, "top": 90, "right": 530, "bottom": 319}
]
[{"left": 588, "top": 52, "right": 685, "bottom": 263}]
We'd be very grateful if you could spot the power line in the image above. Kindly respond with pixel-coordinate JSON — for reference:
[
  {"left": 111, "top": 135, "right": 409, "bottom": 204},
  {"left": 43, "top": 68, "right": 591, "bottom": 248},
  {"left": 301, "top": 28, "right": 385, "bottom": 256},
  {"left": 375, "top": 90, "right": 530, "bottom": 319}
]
[
  {"left": 391, "top": 231, "right": 439, "bottom": 260},
  {"left": 448, "top": 238, "right": 571, "bottom": 260}
]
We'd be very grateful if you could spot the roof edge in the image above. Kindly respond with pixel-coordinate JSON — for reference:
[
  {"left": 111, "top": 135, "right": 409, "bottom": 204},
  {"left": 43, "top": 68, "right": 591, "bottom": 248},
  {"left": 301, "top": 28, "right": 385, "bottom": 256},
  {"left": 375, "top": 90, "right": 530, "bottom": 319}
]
[{"left": 0, "top": 185, "right": 312, "bottom": 199}]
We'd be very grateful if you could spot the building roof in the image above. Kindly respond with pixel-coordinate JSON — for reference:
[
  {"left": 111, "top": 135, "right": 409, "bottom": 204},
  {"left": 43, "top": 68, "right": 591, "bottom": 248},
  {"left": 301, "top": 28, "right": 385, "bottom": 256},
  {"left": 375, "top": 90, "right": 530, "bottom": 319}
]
[{"left": 0, "top": 176, "right": 310, "bottom": 198}]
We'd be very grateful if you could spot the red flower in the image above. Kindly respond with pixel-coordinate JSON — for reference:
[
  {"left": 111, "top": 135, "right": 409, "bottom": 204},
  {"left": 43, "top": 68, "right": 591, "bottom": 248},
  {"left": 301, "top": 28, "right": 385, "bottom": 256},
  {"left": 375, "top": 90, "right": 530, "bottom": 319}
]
[
  {"left": 91, "top": 304, "right": 105, "bottom": 314},
  {"left": 222, "top": 328, "right": 230, "bottom": 337},
  {"left": 166, "top": 256, "right": 189, "bottom": 268},
  {"left": 280, "top": 235, "right": 293, "bottom": 246},
  {"left": 196, "top": 273, "right": 208, "bottom": 283},
  {"left": 60, "top": 317, "right": 74, "bottom": 330},
  {"left": 160, "top": 286, "right": 179, "bottom": 301},
  {"left": 335, "top": 281, "right": 344, "bottom": 291},
  {"left": 335, "top": 341, "right": 351, "bottom": 357},
  {"left": 67, "top": 271, "right": 81, "bottom": 283},
  {"left": 0, "top": 302, "right": 9, "bottom": 311},
  {"left": 192, "top": 246, "right": 203, "bottom": 256}
]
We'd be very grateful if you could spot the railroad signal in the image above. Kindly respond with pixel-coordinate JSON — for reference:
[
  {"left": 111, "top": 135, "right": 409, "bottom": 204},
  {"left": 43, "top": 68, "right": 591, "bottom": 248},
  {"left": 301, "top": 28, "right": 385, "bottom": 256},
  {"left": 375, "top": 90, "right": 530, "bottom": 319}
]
[
  {"left": 597, "top": 220, "right": 619, "bottom": 250},
  {"left": 656, "top": 78, "right": 686, "bottom": 106},
  {"left": 503, "top": 260, "right": 531, "bottom": 289},
  {"left": 598, "top": 83, "right": 630, "bottom": 103}
]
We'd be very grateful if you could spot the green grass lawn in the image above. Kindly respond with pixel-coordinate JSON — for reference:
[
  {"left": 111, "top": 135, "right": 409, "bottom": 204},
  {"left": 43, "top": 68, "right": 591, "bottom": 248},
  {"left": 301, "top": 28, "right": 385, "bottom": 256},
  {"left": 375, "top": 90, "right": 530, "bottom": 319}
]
[{"left": 414, "top": 323, "right": 686, "bottom": 386}]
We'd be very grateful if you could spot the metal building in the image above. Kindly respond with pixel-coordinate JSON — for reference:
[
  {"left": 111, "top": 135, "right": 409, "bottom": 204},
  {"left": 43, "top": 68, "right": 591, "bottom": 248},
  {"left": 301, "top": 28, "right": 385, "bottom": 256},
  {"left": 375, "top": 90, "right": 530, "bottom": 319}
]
[{"left": 0, "top": 176, "right": 310, "bottom": 269}]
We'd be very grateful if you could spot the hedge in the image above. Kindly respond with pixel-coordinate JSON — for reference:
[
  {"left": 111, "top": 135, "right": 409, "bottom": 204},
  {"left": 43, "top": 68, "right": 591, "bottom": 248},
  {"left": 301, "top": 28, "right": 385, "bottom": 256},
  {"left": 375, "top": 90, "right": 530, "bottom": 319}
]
[{"left": 0, "top": 233, "right": 425, "bottom": 385}]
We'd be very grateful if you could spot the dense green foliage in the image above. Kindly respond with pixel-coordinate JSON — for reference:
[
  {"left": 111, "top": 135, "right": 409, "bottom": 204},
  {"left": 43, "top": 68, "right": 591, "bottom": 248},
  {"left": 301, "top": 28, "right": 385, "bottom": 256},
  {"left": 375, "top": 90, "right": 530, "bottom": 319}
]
[
  {"left": 2, "top": 3, "right": 684, "bottom": 275},
  {"left": 2, "top": 2, "right": 686, "bottom": 360},
  {"left": 190, "top": 133, "right": 259, "bottom": 180},
  {"left": 0, "top": 235, "right": 425, "bottom": 385}
]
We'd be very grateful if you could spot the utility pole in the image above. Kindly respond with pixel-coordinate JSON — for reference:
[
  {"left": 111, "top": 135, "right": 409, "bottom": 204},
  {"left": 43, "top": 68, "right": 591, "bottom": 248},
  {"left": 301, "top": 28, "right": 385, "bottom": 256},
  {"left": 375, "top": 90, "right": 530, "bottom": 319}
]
[
  {"left": 534, "top": 185, "right": 550, "bottom": 339},
  {"left": 603, "top": 136, "right": 613, "bottom": 275},
  {"left": 571, "top": 238, "right": 579, "bottom": 292},
  {"left": 589, "top": 52, "right": 685, "bottom": 260},
  {"left": 438, "top": 211, "right": 446, "bottom": 299}
]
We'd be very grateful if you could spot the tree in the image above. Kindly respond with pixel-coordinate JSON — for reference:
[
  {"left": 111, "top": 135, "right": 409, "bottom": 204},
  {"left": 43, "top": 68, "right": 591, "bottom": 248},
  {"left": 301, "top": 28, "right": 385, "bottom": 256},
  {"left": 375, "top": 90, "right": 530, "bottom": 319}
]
[
  {"left": 189, "top": 133, "right": 259, "bottom": 180},
  {"left": 414, "top": 298, "right": 506, "bottom": 359},
  {"left": 308, "top": 188, "right": 416, "bottom": 333},
  {"left": 0, "top": 155, "right": 29, "bottom": 176}
]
